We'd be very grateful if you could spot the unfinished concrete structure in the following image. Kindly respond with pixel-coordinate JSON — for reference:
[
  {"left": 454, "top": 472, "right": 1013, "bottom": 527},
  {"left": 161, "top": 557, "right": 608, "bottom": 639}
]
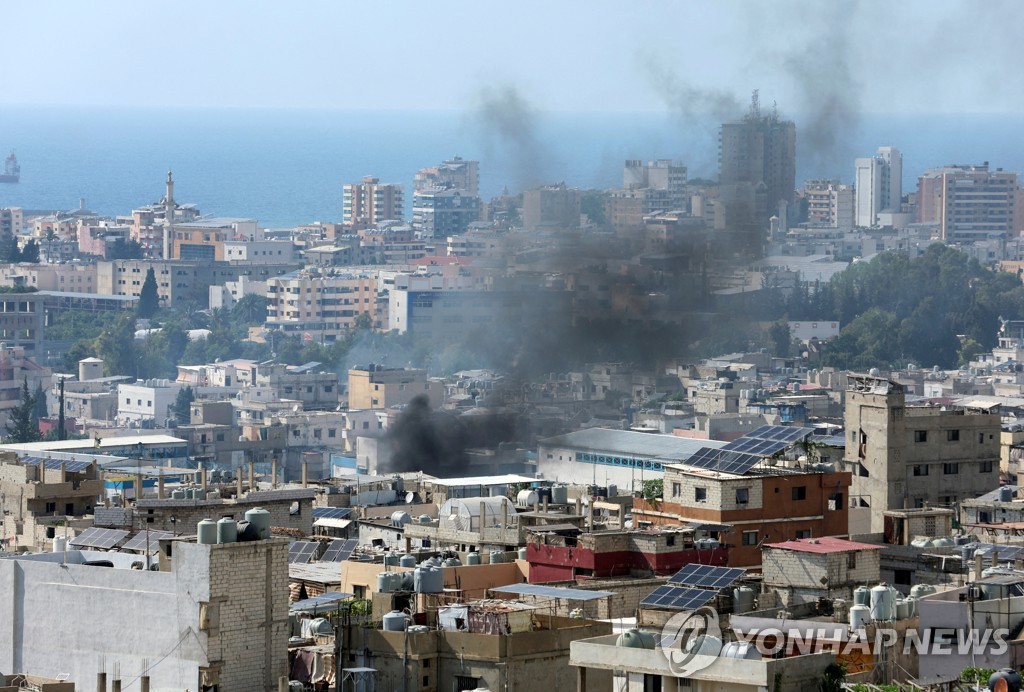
[
  {"left": 762, "top": 536, "right": 882, "bottom": 606},
  {"left": 843, "top": 374, "right": 1001, "bottom": 533},
  {"left": 0, "top": 535, "right": 289, "bottom": 692}
]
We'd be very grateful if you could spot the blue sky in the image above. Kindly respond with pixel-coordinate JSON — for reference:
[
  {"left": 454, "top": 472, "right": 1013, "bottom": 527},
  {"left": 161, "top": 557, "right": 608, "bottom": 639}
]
[{"left": 3, "top": 1, "right": 1020, "bottom": 115}]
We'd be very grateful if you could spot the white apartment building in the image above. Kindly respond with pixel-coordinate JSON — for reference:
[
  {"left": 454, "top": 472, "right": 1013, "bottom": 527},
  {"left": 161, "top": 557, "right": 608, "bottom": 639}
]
[
  {"left": 117, "top": 380, "right": 182, "bottom": 424},
  {"left": 266, "top": 269, "right": 377, "bottom": 342},
  {"left": 854, "top": 146, "right": 902, "bottom": 227}
]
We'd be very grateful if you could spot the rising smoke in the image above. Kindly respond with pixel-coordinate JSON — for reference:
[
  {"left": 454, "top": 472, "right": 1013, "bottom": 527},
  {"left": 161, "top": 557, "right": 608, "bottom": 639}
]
[{"left": 470, "top": 84, "right": 549, "bottom": 192}]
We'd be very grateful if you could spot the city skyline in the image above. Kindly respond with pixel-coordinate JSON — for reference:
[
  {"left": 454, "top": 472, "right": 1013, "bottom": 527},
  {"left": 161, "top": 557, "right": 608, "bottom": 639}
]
[{"left": 1, "top": 1, "right": 1021, "bottom": 117}]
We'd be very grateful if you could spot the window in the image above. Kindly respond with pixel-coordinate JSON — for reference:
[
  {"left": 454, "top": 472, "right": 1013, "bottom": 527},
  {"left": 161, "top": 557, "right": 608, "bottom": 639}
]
[
  {"left": 980, "top": 432, "right": 985, "bottom": 444},
  {"left": 671, "top": 482, "right": 681, "bottom": 498},
  {"left": 695, "top": 487, "right": 707, "bottom": 502},
  {"left": 795, "top": 530, "right": 811, "bottom": 539},
  {"left": 742, "top": 530, "right": 758, "bottom": 546},
  {"left": 45, "top": 502, "right": 56, "bottom": 513},
  {"left": 847, "top": 553, "right": 857, "bottom": 569},
  {"left": 736, "top": 488, "right": 749, "bottom": 505},
  {"left": 943, "top": 463, "right": 959, "bottom": 475},
  {"left": 912, "top": 464, "right": 929, "bottom": 476},
  {"left": 947, "top": 429, "right": 960, "bottom": 442},
  {"left": 914, "top": 430, "right": 928, "bottom": 443},
  {"left": 980, "top": 460, "right": 993, "bottom": 473},
  {"left": 792, "top": 486, "right": 807, "bottom": 501}
]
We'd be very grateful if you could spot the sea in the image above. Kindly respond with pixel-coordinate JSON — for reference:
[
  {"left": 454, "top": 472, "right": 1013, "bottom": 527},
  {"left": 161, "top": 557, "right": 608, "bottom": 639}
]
[{"left": 1, "top": 106, "right": 1023, "bottom": 228}]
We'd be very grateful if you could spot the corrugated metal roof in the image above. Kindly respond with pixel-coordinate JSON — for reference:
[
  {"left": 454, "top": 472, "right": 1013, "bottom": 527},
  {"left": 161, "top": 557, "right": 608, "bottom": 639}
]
[{"left": 539, "top": 428, "right": 726, "bottom": 461}]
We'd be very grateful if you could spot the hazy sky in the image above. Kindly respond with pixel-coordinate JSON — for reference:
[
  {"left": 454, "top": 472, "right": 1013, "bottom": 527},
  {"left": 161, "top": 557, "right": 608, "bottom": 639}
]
[{"left": 3, "top": 1, "right": 1020, "bottom": 115}]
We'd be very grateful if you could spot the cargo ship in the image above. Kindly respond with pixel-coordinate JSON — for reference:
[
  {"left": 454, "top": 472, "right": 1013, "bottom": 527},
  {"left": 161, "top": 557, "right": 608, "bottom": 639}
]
[{"left": 0, "top": 153, "right": 19, "bottom": 183}]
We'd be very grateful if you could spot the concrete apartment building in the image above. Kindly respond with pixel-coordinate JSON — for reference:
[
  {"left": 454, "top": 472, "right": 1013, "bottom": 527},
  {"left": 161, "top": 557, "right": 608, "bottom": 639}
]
[
  {"left": 345, "top": 611, "right": 610, "bottom": 692},
  {"left": 0, "top": 535, "right": 290, "bottom": 692},
  {"left": 347, "top": 364, "right": 443, "bottom": 409},
  {"left": 0, "top": 262, "right": 98, "bottom": 293},
  {"left": 342, "top": 176, "right": 404, "bottom": 229},
  {"left": 0, "top": 207, "right": 25, "bottom": 237},
  {"left": 222, "top": 238, "right": 295, "bottom": 263},
  {"left": 170, "top": 217, "right": 259, "bottom": 261},
  {"left": 0, "top": 455, "right": 104, "bottom": 551},
  {"left": 117, "top": 379, "right": 182, "bottom": 425},
  {"left": 98, "top": 259, "right": 300, "bottom": 310},
  {"left": 411, "top": 186, "right": 482, "bottom": 238},
  {"left": 633, "top": 462, "right": 852, "bottom": 568},
  {"left": 854, "top": 146, "right": 902, "bottom": 227},
  {"left": 843, "top": 374, "right": 1001, "bottom": 533},
  {"left": 917, "top": 163, "right": 1019, "bottom": 242},
  {"left": 804, "top": 179, "right": 854, "bottom": 229},
  {"left": 762, "top": 536, "right": 882, "bottom": 606},
  {"left": 0, "top": 344, "right": 50, "bottom": 429},
  {"left": 521, "top": 182, "right": 581, "bottom": 229},
  {"left": 413, "top": 156, "right": 480, "bottom": 196},
  {"left": 0, "top": 292, "right": 45, "bottom": 356},
  {"left": 265, "top": 268, "right": 378, "bottom": 342},
  {"left": 719, "top": 96, "right": 797, "bottom": 227}
]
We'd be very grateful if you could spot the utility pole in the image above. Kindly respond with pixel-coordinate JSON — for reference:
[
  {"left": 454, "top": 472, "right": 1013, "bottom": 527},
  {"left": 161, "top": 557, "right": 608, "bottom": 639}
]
[{"left": 57, "top": 376, "right": 66, "bottom": 441}]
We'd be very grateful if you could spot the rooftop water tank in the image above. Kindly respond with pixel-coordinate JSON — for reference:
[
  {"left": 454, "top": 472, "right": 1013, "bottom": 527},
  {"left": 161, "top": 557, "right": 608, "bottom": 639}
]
[
  {"left": 408, "top": 625, "right": 431, "bottom": 634},
  {"left": 171, "top": 489, "right": 186, "bottom": 500},
  {"left": 870, "top": 583, "right": 895, "bottom": 621},
  {"left": 850, "top": 604, "right": 870, "bottom": 630},
  {"left": 1001, "top": 486, "right": 1015, "bottom": 502},
  {"left": 400, "top": 572, "right": 415, "bottom": 591},
  {"left": 488, "top": 550, "right": 504, "bottom": 564},
  {"left": 383, "top": 611, "right": 408, "bottom": 632},
  {"left": 206, "top": 489, "right": 221, "bottom": 500},
  {"left": 216, "top": 517, "right": 237, "bottom": 544},
  {"left": 399, "top": 554, "right": 417, "bottom": 568},
  {"left": 931, "top": 537, "right": 954, "bottom": 548},
  {"left": 309, "top": 617, "right": 333, "bottom": 636},
  {"left": 442, "top": 558, "right": 462, "bottom": 568},
  {"left": 551, "top": 485, "right": 568, "bottom": 505},
  {"left": 415, "top": 566, "right": 443, "bottom": 594},
  {"left": 383, "top": 553, "right": 400, "bottom": 567},
  {"left": 895, "top": 599, "right": 912, "bottom": 620},
  {"left": 418, "top": 515, "right": 432, "bottom": 524},
  {"left": 516, "top": 489, "right": 538, "bottom": 507},
  {"left": 517, "top": 547, "right": 528, "bottom": 561},
  {"left": 377, "top": 572, "right": 394, "bottom": 593},
  {"left": 466, "top": 552, "right": 481, "bottom": 566},
  {"left": 607, "top": 483, "right": 618, "bottom": 498},
  {"left": 684, "top": 634, "right": 722, "bottom": 656},
  {"left": 721, "top": 641, "right": 761, "bottom": 660},
  {"left": 854, "top": 586, "right": 871, "bottom": 607},
  {"left": 197, "top": 519, "right": 217, "bottom": 545},
  {"left": 193, "top": 489, "right": 207, "bottom": 501},
  {"left": 615, "top": 629, "right": 656, "bottom": 649},
  {"left": 244, "top": 507, "right": 271, "bottom": 540},
  {"left": 904, "top": 596, "right": 917, "bottom": 618},
  {"left": 391, "top": 511, "right": 412, "bottom": 528},
  {"left": 910, "top": 584, "right": 936, "bottom": 600},
  {"left": 733, "top": 586, "right": 755, "bottom": 614}
]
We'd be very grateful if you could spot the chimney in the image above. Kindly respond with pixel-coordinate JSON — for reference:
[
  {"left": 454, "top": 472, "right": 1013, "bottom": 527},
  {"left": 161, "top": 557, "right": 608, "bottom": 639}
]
[
  {"left": 140, "top": 677, "right": 150, "bottom": 692},
  {"left": 975, "top": 552, "right": 984, "bottom": 582},
  {"left": 157, "top": 475, "right": 165, "bottom": 499},
  {"left": 542, "top": 496, "right": 548, "bottom": 513},
  {"left": 248, "top": 461, "right": 255, "bottom": 493},
  {"left": 302, "top": 460, "right": 308, "bottom": 488},
  {"left": 201, "top": 467, "right": 208, "bottom": 493},
  {"left": 96, "top": 672, "right": 107, "bottom": 692},
  {"left": 271, "top": 457, "right": 278, "bottom": 489},
  {"left": 135, "top": 473, "right": 144, "bottom": 502},
  {"left": 60, "top": 462, "right": 67, "bottom": 484},
  {"left": 236, "top": 467, "right": 243, "bottom": 497},
  {"left": 111, "top": 679, "right": 121, "bottom": 692}
]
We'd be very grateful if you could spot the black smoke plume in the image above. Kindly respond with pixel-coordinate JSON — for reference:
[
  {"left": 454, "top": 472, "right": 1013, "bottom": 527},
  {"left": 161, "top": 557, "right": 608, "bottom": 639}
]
[
  {"left": 383, "top": 395, "right": 469, "bottom": 475},
  {"left": 471, "top": 84, "right": 548, "bottom": 192}
]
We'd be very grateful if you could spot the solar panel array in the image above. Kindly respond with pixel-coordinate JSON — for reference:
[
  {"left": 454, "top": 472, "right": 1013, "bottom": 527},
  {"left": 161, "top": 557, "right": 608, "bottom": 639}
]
[
  {"left": 70, "top": 527, "right": 129, "bottom": 550},
  {"left": 970, "top": 544, "right": 1024, "bottom": 561},
  {"left": 320, "top": 539, "right": 358, "bottom": 562},
  {"left": 289, "top": 541, "right": 320, "bottom": 564},
  {"left": 22, "top": 457, "right": 93, "bottom": 473},
  {"left": 122, "top": 530, "right": 173, "bottom": 554},
  {"left": 313, "top": 507, "right": 353, "bottom": 520},
  {"left": 492, "top": 583, "right": 616, "bottom": 601},
  {"left": 683, "top": 425, "right": 813, "bottom": 475},
  {"left": 668, "top": 564, "right": 746, "bottom": 589},
  {"left": 640, "top": 585, "right": 716, "bottom": 611}
]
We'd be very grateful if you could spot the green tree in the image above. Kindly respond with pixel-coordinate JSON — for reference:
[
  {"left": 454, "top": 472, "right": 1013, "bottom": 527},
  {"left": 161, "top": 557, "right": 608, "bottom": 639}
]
[
  {"left": 95, "top": 313, "right": 139, "bottom": 377},
  {"left": 641, "top": 479, "right": 663, "bottom": 502},
  {"left": 5, "top": 378, "right": 41, "bottom": 443},
  {"left": 107, "top": 238, "right": 144, "bottom": 260},
  {"left": 170, "top": 386, "right": 195, "bottom": 424},
  {"left": 768, "top": 319, "right": 792, "bottom": 357},
  {"left": 32, "top": 382, "right": 47, "bottom": 422},
  {"left": 20, "top": 239, "right": 39, "bottom": 263},
  {"left": 230, "top": 294, "right": 268, "bottom": 326},
  {"left": 137, "top": 267, "right": 159, "bottom": 318}
]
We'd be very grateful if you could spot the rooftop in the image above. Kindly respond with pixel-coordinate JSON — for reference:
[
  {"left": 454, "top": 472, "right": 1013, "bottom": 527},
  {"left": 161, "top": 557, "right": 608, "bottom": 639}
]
[
  {"left": 764, "top": 536, "right": 882, "bottom": 554},
  {"left": 540, "top": 428, "right": 726, "bottom": 460}
]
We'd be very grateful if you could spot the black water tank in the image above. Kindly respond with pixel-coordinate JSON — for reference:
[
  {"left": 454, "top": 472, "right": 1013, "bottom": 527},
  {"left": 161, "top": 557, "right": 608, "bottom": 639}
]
[{"left": 990, "top": 669, "right": 1022, "bottom": 692}]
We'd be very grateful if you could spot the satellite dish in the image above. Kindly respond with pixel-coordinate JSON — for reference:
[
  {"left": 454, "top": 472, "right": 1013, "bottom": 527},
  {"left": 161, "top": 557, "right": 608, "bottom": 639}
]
[{"left": 405, "top": 492, "right": 415, "bottom": 504}]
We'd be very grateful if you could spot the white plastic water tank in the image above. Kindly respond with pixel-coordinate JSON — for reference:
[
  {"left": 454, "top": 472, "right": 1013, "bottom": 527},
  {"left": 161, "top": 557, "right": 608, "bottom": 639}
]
[
  {"left": 850, "top": 604, "right": 870, "bottom": 630},
  {"left": 870, "top": 584, "right": 895, "bottom": 621},
  {"left": 52, "top": 536, "right": 67, "bottom": 553},
  {"left": 516, "top": 489, "right": 538, "bottom": 507},
  {"left": 721, "top": 641, "right": 762, "bottom": 660}
]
